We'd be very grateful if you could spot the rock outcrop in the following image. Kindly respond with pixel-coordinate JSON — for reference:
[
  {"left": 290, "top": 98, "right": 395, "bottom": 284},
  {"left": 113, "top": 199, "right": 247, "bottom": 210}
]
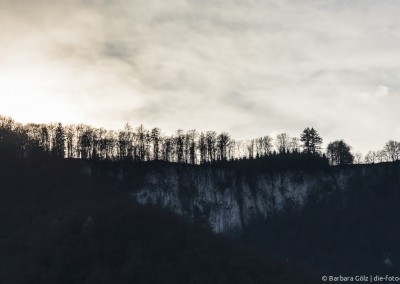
[{"left": 120, "top": 163, "right": 400, "bottom": 233}]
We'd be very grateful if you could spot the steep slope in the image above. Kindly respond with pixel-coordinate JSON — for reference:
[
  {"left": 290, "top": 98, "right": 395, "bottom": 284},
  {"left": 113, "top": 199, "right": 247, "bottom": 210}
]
[{"left": 126, "top": 162, "right": 400, "bottom": 233}]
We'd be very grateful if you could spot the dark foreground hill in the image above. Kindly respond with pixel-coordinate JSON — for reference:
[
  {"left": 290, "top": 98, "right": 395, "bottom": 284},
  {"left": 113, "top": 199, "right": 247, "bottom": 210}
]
[{"left": 0, "top": 156, "right": 317, "bottom": 284}]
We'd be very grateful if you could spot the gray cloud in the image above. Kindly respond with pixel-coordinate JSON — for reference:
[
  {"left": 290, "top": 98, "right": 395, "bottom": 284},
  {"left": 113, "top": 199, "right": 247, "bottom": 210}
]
[{"left": 1, "top": 0, "right": 400, "bottom": 153}]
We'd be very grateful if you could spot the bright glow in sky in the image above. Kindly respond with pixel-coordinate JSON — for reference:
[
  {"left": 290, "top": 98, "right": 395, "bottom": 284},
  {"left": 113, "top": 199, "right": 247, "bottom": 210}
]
[{"left": 1, "top": 0, "right": 400, "bottom": 153}]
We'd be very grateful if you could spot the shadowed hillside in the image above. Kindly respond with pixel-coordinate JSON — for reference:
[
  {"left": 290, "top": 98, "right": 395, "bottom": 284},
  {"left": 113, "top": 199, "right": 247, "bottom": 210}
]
[
  {"left": 241, "top": 162, "right": 400, "bottom": 276},
  {"left": 0, "top": 155, "right": 317, "bottom": 284}
]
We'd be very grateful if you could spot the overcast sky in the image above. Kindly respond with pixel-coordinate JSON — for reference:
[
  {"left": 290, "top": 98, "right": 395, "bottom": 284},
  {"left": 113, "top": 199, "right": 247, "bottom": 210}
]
[{"left": 1, "top": 0, "right": 400, "bottom": 153}]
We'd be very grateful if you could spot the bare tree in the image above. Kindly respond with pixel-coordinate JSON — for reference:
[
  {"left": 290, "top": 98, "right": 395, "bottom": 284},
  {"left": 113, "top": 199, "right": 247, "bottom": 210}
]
[
  {"left": 183, "top": 132, "right": 191, "bottom": 164},
  {"left": 259, "top": 135, "right": 273, "bottom": 156},
  {"left": 161, "top": 136, "right": 174, "bottom": 162},
  {"left": 187, "top": 130, "right": 198, "bottom": 164},
  {"left": 217, "top": 132, "right": 231, "bottom": 161},
  {"left": 376, "top": 150, "right": 388, "bottom": 163},
  {"left": 39, "top": 125, "right": 51, "bottom": 153},
  {"left": 136, "top": 124, "right": 149, "bottom": 162},
  {"left": 354, "top": 152, "right": 363, "bottom": 164},
  {"left": 246, "top": 139, "right": 256, "bottom": 159},
  {"left": 276, "top": 133, "right": 290, "bottom": 153},
  {"left": 52, "top": 123, "right": 65, "bottom": 158},
  {"left": 121, "top": 126, "right": 131, "bottom": 160},
  {"left": 206, "top": 131, "right": 217, "bottom": 162},
  {"left": 24, "top": 123, "right": 43, "bottom": 149},
  {"left": 383, "top": 140, "right": 400, "bottom": 162},
  {"left": 364, "top": 151, "right": 377, "bottom": 164},
  {"left": 255, "top": 136, "right": 273, "bottom": 157},
  {"left": 64, "top": 125, "right": 76, "bottom": 158},
  {"left": 198, "top": 132, "right": 207, "bottom": 164},
  {"left": 174, "top": 130, "right": 185, "bottom": 163},
  {"left": 105, "top": 130, "right": 117, "bottom": 160},
  {"left": 289, "top": 137, "right": 300, "bottom": 153},
  {"left": 227, "top": 139, "right": 236, "bottom": 160},
  {"left": 78, "top": 125, "right": 96, "bottom": 160}
]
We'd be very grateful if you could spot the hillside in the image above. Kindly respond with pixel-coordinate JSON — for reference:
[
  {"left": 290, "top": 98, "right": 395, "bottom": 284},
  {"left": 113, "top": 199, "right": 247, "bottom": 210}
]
[
  {"left": 0, "top": 156, "right": 316, "bottom": 284},
  {"left": 2, "top": 139, "right": 400, "bottom": 281},
  {"left": 92, "top": 159, "right": 400, "bottom": 276}
]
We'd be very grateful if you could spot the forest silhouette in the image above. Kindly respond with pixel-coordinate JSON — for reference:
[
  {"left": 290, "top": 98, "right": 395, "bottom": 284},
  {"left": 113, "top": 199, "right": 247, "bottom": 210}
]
[
  {"left": 2, "top": 114, "right": 399, "bottom": 170},
  {"left": 0, "top": 115, "right": 357, "bottom": 171}
]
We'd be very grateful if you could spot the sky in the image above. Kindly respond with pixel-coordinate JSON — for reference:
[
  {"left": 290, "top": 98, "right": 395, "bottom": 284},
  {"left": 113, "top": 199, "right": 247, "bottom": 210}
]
[{"left": 1, "top": 0, "right": 400, "bottom": 154}]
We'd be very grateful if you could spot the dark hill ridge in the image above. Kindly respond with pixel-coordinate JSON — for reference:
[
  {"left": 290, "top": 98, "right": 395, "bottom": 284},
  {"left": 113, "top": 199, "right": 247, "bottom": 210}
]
[{"left": 0, "top": 157, "right": 317, "bottom": 284}]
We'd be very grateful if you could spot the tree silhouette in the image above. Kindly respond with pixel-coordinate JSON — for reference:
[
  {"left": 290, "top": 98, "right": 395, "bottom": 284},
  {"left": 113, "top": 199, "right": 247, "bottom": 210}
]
[
  {"left": 198, "top": 132, "right": 207, "bottom": 164},
  {"left": 206, "top": 131, "right": 217, "bottom": 162},
  {"left": 161, "top": 137, "right": 174, "bottom": 162},
  {"left": 136, "top": 124, "right": 149, "bottom": 162},
  {"left": 42, "top": 125, "right": 51, "bottom": 153},
  {"left": 64, "top": 125, "right": 76, "bottom": 158},
  {"left": 354, "top": 152, "right": 362, "bottom": 164},
  {"left": 377, "top": 150, "right": 388, "bottom": 163},
  {"left": 174, "top": 129, "right": 185, "bottom": 163},
  {"left": 326, "top": 140, "right": 354, "bottom": 165},
  {"left": 78, "top": 125, "right": 96, "bottom": 160},
  {"left": 150, "top": 128, "right": 162, "bottom": 161},
  {"left": 383, "top": 140, "right": 400, "bottom": 162},
  {"left": 187, "top": 130, "right": 197, "bottom": 164},
  {"left": 364, "top": 151, "right": 377, "bottom": 164},
  {"left": 52, "top": 123, "right": 65, "bottom": 158},
  {"left": 275, "top": 133, "right": 290, "bottom": 154},
  {"left": 255, "top": 135, "right": 273, "bottom": 157},
  {"left": 217, "top": 132, "right": 231, "bottom": 161},
  {"left": 300, "top": 127, "right": 323, "bottom": 155},
  {"left": 288, "top": 137, "right": 300, "bottom": 153}
]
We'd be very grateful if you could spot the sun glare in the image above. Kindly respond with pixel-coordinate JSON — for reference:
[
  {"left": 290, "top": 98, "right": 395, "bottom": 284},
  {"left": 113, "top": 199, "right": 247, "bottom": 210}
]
[{"left": 0, "top": 63, "right": 78, "bottom": 124}]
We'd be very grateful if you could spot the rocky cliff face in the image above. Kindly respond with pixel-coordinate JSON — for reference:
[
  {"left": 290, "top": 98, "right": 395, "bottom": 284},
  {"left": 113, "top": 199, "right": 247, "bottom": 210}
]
[{"left": 125, "top": 163, "right": 400, "bottom": 233}]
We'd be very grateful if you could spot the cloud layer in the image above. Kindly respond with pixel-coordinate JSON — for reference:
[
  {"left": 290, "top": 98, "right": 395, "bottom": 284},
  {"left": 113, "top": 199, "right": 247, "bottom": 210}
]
[{"left": 1, "top": 0, "right": 400, "bottom": 153}]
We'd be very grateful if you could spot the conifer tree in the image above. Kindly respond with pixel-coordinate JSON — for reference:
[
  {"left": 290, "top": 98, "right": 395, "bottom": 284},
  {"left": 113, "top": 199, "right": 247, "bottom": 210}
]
[{"left": 300, "top": 127, "right": 323, "bottom": 155}]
